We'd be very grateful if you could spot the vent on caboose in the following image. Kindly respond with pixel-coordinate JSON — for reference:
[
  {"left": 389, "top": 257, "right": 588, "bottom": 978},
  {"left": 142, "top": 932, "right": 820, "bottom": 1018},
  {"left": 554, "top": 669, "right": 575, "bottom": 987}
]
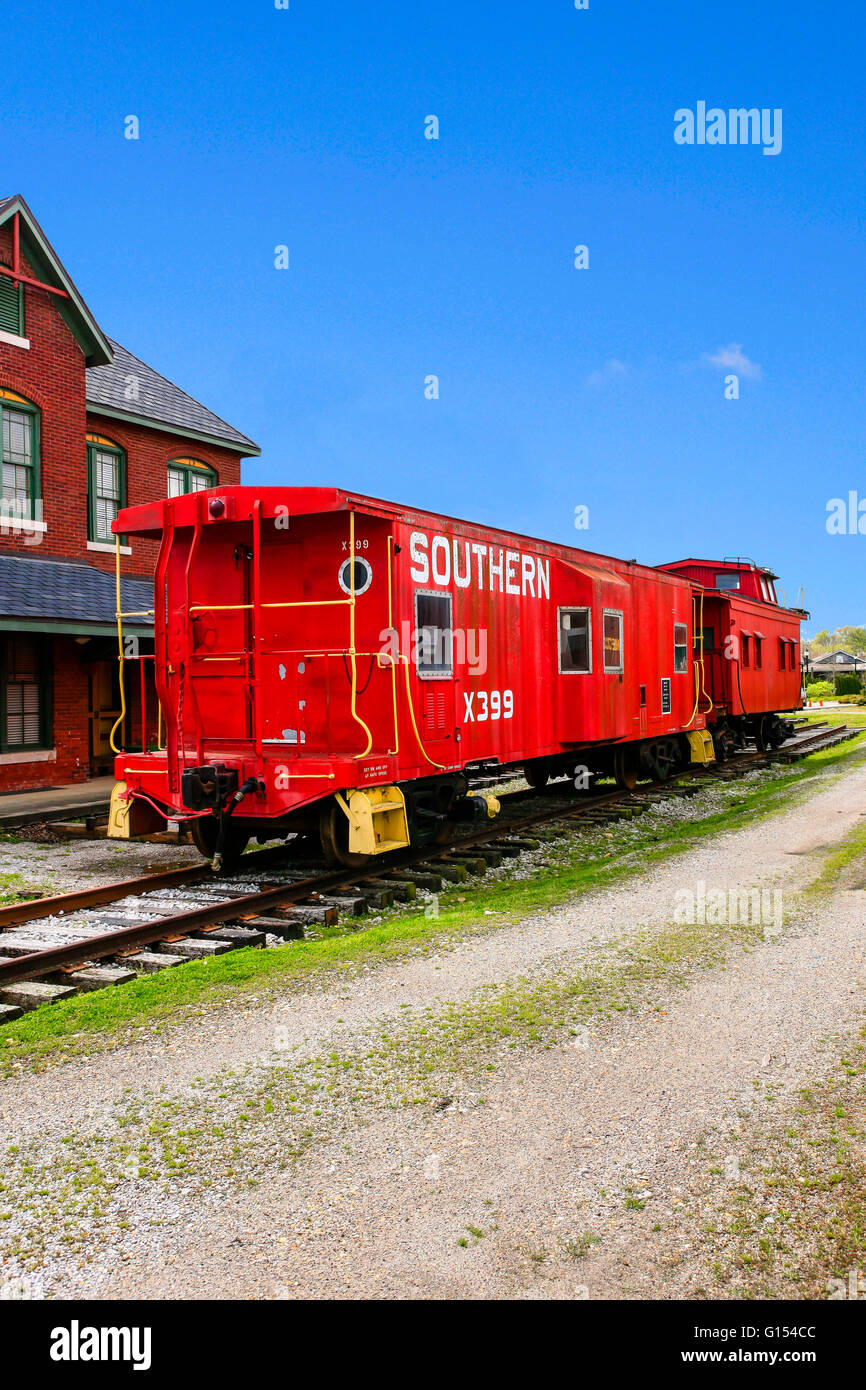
[{"left": 423, "top": 687, "right": 447, "bottom": 734}]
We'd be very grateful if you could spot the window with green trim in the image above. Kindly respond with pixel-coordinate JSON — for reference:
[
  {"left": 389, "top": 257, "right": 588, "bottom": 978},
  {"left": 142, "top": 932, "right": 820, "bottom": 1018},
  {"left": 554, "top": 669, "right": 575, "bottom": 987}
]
[
  {"left": 0, "top": 275, "right": 23, "bottom": 337},
  {"left": 1, "top": 637, "right": 50, "bottom": 752},
  {"left": 1, "top": 394, "right": 40, "bottom": 520},
  {"left": 87, "top": 439, "right": 126, "bottom": 543},
  {"left": 167, "top": 459, "right": 216, "bottom": 496}
]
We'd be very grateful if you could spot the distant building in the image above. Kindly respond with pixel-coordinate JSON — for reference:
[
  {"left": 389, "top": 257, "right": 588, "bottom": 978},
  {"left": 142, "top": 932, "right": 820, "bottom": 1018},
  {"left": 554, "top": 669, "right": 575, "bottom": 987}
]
[
  {"left": 807, "top": 650, "right": 866, "bottom": 679},
  {"left": 0, "top": 195, "right": 260, "bottom": 793}
]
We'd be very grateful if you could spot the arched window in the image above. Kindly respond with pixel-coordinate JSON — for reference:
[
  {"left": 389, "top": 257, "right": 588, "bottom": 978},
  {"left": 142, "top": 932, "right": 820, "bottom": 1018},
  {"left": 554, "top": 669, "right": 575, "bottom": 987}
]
[
  {"left": 167, "top": 458, "right": 216, "bottom": 496},
  {"left": 86, "top": 434, "right": 127, "bottom": 544},
  {"left": 0, "top": 389, "right": 40, "bottom": 520}
]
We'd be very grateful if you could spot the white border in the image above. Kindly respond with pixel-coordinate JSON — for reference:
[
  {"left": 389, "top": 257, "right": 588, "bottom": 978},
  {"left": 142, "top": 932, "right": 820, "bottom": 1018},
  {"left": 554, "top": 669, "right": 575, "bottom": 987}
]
[
  {"left": 0, "top": 329, "right": 30, "bottom": 350},
  {"left": 88, "top": 540, "right": 132, "bottom": 555},
  {"left": 338, "top": 555, "right": 373, "bottom": 597}
]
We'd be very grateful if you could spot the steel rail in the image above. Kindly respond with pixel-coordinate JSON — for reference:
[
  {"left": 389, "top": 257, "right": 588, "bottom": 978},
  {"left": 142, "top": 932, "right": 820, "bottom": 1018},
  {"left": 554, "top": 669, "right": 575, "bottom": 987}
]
[
  {"left": 0, "top": 865, "right": 368, "bottom": 987},
  {"left": 0, "top": 729, "right": 845, "bottom": 997},
  {"left": 0, "top": 839, "right": 306, "bottom": 931}
]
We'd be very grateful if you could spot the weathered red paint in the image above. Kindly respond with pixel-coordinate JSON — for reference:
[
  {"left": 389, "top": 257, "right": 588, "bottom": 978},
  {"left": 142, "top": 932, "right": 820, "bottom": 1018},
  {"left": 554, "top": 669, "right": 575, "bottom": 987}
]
[{"left": 113, "top": 488, "right": 804, "bottom": 825}]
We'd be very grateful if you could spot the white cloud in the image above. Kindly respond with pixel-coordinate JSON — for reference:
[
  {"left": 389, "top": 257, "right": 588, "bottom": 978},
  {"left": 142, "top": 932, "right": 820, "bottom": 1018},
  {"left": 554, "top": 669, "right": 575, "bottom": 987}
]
[
  {"left": 703, "top": 342, "right": 762, "bottom": 378},
  {"left": 584, "top": 358, "right": 628, "bottom": 389}
]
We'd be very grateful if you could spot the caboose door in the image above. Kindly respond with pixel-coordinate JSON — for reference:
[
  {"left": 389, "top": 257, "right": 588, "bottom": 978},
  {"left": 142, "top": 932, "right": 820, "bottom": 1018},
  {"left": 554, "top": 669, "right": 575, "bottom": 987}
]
[{"left": 414, "top": 589, "right": 457, "bottom": 756}]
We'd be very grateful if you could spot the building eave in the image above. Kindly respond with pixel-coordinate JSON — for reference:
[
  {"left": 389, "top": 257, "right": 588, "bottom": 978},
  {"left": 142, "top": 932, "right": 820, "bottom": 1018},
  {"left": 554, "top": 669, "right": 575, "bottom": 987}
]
[
  {"left": 0, "top": 617, "right": 153, "bottom": 637},
  {"left": 85, "top": 402, "right": 262, "bottom": 457},
  {"left": 0, "top": 195, "right": 113, "bottom": 367}
]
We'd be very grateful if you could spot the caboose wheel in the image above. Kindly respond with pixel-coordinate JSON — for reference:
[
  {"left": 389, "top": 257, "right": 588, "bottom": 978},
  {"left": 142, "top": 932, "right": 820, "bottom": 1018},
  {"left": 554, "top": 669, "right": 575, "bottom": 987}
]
[
  {"left": 652, "top": 739, "right": 678, "bottom": 781},
  {"left": 613, "top": 747, "right": 638, "bottom": 791},
  {"left": 713, "top": 727, "right": 733, "bottom": 761},
  {"left": 524, "top": 761, "right": 550, "bottom": 792},
  {"left": 189, "top": 815, "right": 250, "bottom": 866},
  {"left": 318, "top": 801, "right": 370, "bottom": 868},
  {"left": 431, "top": 821, "right": 456, "bottom": 847}
]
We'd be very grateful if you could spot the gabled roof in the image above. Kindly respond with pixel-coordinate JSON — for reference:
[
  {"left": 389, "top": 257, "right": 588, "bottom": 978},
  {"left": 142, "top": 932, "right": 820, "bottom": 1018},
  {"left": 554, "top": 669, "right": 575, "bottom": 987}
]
[
  {"left": 0, "top": 195, "right": 260, "bottom": 455},
  {"left": 0, "top": 195, "right": 113, "bottom": 367},
  {"left": 0, "top": 554, "right": 153, "bottom": 635},
  {"left": 86, "top": 340, "right": 260, "bottom": 455},
  {"left": 810, "top": 650, "right": 866, "bottom": 666}
]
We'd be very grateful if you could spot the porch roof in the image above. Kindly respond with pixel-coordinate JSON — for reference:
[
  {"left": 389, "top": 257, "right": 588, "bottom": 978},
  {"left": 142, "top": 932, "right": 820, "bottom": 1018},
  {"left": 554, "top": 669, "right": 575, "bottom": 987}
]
[{"left": 0, "top": 555, "right": 154, "bottom": 637}]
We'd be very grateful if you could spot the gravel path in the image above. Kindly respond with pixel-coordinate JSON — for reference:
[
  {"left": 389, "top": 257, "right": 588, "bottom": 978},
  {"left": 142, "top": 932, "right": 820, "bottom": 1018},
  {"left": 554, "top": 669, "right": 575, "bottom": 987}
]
[{"left": 1, "top": 760, "right": 865, "bottom": 1299}]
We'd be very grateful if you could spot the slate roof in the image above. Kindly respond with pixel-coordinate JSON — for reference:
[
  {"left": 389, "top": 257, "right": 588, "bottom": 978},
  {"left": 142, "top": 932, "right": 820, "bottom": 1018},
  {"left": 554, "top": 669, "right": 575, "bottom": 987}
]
[
  {"left": 86, "top": 339, "right": 260, "bottom": 454},
  {"left": 0, "top": 555, "right": 153, "bottom": 629},
  {"left": 810, "top": 650, "right": 866, "bottom": 670}
]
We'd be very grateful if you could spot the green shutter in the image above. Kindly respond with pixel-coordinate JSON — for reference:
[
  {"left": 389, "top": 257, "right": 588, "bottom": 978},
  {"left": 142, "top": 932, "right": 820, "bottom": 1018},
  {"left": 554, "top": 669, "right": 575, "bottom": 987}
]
[{"left": 0, "top": 277, "right": 22, "bottom": 335}]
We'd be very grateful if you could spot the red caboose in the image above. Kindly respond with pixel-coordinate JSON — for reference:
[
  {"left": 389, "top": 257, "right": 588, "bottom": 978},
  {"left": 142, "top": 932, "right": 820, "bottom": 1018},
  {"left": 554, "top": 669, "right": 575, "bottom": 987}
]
[
  {"left": 108, "top": 489, "right": 803, "bottom": 865},
  {"left": 660, "top": 559, "right": 804, "bottom": 758}
]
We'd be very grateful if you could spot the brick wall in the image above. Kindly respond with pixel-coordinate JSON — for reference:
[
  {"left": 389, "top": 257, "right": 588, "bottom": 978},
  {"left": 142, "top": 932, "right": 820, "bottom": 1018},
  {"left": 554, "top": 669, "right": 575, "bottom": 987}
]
[
  {"left": 0, "top": 219, "right": 245, "bottom": 579},
  {"left": 83, "top": 414, "right": 243, "bottom": 577},
  {"left": 0, "top": 223, "right": 87, "bottom": 562},
  {"left": 0, "top": 212, "right": 252, "bottom": 795}
]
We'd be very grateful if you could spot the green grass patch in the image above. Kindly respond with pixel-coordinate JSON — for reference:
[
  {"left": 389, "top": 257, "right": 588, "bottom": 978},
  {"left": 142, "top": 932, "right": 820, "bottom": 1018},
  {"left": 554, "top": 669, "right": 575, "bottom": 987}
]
[
  {"left": 804, "top": 819, "right": 866, "bottom": 898},
  {"left": 689, "top": 1029, "right": 866, "bottom": 1299},
  {"left": 0, "top": 870, "right": 52, "bottom": 905}
]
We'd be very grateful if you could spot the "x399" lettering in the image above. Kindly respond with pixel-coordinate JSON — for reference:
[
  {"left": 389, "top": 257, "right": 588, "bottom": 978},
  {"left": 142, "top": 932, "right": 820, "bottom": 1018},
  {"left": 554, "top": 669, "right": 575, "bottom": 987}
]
[{"left": 463, "top": 689, "right": 513, "bottom": 722}]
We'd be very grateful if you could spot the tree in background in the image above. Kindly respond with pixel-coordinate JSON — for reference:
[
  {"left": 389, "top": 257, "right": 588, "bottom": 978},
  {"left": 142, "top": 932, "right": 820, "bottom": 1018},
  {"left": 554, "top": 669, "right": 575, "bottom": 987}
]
[{"left": 805, "top": 625, "right": 866, "bottom": 655}]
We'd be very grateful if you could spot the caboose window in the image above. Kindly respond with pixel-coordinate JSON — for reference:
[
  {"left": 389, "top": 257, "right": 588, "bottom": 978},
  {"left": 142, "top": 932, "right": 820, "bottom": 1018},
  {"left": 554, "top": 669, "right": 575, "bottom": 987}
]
[
  {"left": 741, "top": 635, "right": 751, "bottom": 667},
  {"left": 674, "top": 623, "right": 688, "bottom": 673},
  {"left": 338, "top": 557, "right": 373, "bottom": 596},
  {"left": 754, "top": 635, "right": 763, "bottom": 669},
  {"left": 714, "top": 572, "right": 740, "bottom": 591},
  {"left": 602, "top": 610, "right": 623, "bottom": 673},
  {"left": 558, "top": 607, "right": 591, "bottom": 673},
  {"left": 414, "top": 591, "right": 453, "bottom": 678}
]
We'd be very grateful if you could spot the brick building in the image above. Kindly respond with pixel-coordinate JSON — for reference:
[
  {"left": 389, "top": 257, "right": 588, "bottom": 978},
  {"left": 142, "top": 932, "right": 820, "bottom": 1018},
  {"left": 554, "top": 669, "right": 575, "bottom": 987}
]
[{"left": 0, "top": 195, "right": 259, "bottom": 793}]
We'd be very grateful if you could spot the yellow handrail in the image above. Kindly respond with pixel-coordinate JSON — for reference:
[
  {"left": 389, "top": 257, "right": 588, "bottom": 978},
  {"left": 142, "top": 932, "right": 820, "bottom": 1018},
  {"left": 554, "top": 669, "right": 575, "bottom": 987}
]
[
  {"left": 400, "top": 655, "right": 446, "bottom": 770},
  {"left": 348, "top": 510, "right": 373, "bottom": 758},
  {"left": 112, "top": 509, "right": 442, "bottom": 772},
  {"left": 387, "top": 535, "right": 399, "bottom": 756},
  {"left": 189, "top": 599, "right": 351, "bottom": 613},
  {"left": 109, "top": 534, "right": 128, "bottom": 754}
]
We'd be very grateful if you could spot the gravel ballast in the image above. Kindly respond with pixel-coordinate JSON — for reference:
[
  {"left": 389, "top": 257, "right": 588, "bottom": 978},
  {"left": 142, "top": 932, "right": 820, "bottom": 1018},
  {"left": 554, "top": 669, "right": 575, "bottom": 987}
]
[{"left": 1, "top": 759, "right": 865, "bottom": 1300}]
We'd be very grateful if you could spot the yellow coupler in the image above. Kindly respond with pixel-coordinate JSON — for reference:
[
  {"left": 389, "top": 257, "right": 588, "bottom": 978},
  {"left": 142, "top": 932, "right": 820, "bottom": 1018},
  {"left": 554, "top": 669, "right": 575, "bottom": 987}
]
[
  {"left": 108, "top": 781, "right": 165, "bottom": 839},
  {"left": 334, "top": 785, "right": 411, "bottom": 856},
  {"left": 686, "top": 729, "right": 716, "bottom": 766}
]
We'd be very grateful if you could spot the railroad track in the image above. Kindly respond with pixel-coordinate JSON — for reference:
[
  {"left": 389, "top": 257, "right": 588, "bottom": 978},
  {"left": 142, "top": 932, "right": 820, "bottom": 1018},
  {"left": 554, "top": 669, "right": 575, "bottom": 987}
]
[{"left": 0, "top": 723, "right": 860, "bottom": 1023}]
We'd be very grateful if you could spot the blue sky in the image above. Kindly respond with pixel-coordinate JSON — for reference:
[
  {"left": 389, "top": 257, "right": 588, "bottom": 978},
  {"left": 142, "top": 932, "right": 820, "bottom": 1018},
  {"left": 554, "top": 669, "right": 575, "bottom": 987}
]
[{"left": 4, "top": 0, "right": 863, "bottom": 631}]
